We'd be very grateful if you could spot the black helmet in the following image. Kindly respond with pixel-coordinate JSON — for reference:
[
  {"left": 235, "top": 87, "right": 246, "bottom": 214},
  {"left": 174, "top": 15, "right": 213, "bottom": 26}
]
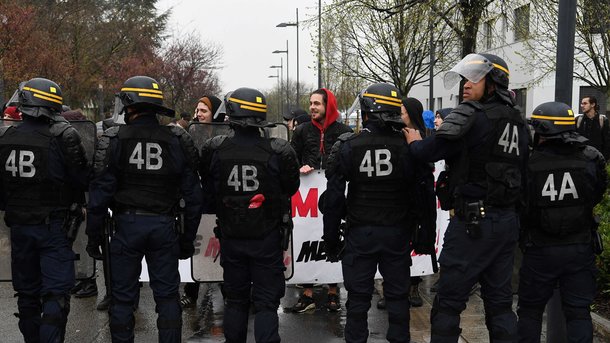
[
  {"left": 118, "top": 76, "right": 175, "bottom": 117},
  {"left": 444, "top": 53, "right": 510, "bottom": 89},
  {"left": 359, "top": 83, "right": 403, "bottom": 128},
  {"left": 479, "top": 53, "right": 509, "bottom": 89},
  {"left": 530, "top": 101, "right": 576, "bottom": 136},
  {"left": 18, "top": 78, "right": 63, "bottom": 118},
  {"left": 225, "top": 87, "right": 273, "bottom": 127}
]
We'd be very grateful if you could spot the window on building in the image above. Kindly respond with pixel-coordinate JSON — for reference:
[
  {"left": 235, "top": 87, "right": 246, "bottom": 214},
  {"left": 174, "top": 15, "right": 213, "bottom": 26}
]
[
  {"left": 437, "top": 97, "right": 443, "bottom": 110},
  {"left": 484, "top": 19, "right": 495, "bottom": 49},
  {"left": 500, "top": 15, "right": 507, "bottom": 44},
  {"left": 512, "top": 88, "right": 527, "bottom": 118},
  {"left": 514, "top": 5, "right": 530, "bottom": 41},
  {"left": 579, "top": 86, "right": 609, "bottom": 115}
]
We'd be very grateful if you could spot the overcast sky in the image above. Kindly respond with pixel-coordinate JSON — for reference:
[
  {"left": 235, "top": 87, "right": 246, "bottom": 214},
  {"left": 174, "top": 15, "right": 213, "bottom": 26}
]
[{"left": 157, "top": 0, "right": 322, "bottom": 96}]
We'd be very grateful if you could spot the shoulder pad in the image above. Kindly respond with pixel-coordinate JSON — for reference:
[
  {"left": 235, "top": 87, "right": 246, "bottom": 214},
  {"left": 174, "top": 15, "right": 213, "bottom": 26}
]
[
  {"left": 93, "top": 127, "right": 120, "bottom": 177},
  {"left": 435, "top": 102, "right": 481, "bottom": 140},
  {"left": 103, "top": 126, "right": 120, "bottom": 138},
  {"left": 170, "top": 125, "right": 199, "bottom": 169},
  {"left": 203, "top": 135, "right": 228, "bottom": 151},
  {"left": 338, "top": 132, "right": 356, "bottom": 142},
  {"left": 325, "top": 136, "right": 351, "bottom": 178},
  {"left": 199, "top": 135, "right": 228, "bottom": 178},
  {"left": 270, "top": 137, "right": 299, "bottom": 178},
  {"left": 582, "top": 145, "right": 606, "bottom": 164},
  {"left": 0, "top": 126, "right": 13, "bottom": 138},
  {"left": 49, "top": 120, "right": 71, "bottom": 137}
]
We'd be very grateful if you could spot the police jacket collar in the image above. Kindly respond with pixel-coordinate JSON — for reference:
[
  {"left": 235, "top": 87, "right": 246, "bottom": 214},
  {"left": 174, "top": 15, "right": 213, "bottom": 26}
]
[{"left": 128, "top": 114, "right": 159, "bottom": 126}]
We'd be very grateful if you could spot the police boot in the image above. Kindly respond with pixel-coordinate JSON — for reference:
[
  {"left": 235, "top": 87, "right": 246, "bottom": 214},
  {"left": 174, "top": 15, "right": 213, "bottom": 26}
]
[{"left": 409, "top": 284, "right": 423, "bottom": 307}]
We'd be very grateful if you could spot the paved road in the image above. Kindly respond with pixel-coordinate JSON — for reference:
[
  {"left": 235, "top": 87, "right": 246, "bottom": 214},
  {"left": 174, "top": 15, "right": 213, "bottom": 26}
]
[{"left": 0, "top": 274, "right": 605, "bottom": 342}]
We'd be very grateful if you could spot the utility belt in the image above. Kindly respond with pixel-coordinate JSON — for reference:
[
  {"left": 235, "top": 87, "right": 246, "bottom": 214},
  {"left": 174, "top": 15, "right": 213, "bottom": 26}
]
[
  {"left": 114, "top": 206, "right": 161, "bottom": 217},
  {"left": 453, "top": 200, "right": 513, "bottom": 239}
]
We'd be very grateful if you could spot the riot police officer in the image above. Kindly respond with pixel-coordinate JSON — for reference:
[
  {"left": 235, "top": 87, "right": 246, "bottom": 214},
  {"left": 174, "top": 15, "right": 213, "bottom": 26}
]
[
  {"left": 518, "top": 102, "right": 607, "bottom": 342},
  {"left": 0, "top": 77, "right": 89, "bottom": 342},
  {"left": 86, "top": 76, "right": 202, "bottom": 343},
  {"left": 199, "top": 87, "right": 300, "bottom": 343},
  {"left": 405, "top": 53, "right": 529, "bottom": 343},
  {"left": 324, "top": 83, "right": 425, "bottom": 343}
]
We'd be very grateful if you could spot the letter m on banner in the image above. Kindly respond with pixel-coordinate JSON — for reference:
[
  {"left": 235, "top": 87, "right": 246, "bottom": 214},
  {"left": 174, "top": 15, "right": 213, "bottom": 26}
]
[{"left": 292, "top": 188, "right": 318, "bottom": 218}]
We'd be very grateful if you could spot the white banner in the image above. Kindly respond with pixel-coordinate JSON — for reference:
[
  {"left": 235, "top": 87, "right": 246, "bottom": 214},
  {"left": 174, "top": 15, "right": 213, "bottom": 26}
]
[{"left": 140, "top": 162, "right": 449, "bottom": 283}]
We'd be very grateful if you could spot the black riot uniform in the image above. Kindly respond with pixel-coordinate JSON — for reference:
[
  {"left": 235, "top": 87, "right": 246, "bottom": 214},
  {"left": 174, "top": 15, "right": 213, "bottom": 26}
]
[
  {"left": 200, "top": 87, "right": 300, "bottom": 343},
  {"left": 323, "top": 83, "right": 427, "bottom": 343},
  {"left": 0, "top": 78, "right": 89, "bottom": 343},
  {"left": 86, "top": 76, "right": 202, "bottom": 343},
  {"left": 407, "top": 54, "right": 529, "bottom": 343},
  {"left": 517, "top": 102, "right": 607, "bottom": 342}
]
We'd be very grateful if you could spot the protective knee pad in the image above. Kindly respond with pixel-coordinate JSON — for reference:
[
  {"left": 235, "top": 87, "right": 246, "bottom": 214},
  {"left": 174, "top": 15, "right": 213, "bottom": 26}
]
[
  {"left": 431, "top": 297, "right": 462, "bottom": 337},
  {"left": 563, "top": 305, "right": 591, "bottom": 322},
  {"left": 484, "top": 305, "right": 517, "bottom": 341},
  {"left": 41, "top": 294, "right": 70, "bottom": 328},
  {"left": 109, "top": 300, "right": 136, "bottom": 333},
  {"left": 224, "top": 290, "right": 250, "bottom": 312},
  {"left": 155, "top": 297, "right": 182, "bottom": 330},
  {"left": 15, "top": 293, "right": 41, "bottom": 342}
]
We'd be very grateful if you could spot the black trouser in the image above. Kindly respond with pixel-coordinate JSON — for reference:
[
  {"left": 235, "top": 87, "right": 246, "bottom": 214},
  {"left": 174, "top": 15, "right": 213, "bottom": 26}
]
[
  {"left": 342, "top": 225, "right": 411, "bottom": 343},
  {"left": 221, "top": 230, "right": 285, "bottom": 343}
]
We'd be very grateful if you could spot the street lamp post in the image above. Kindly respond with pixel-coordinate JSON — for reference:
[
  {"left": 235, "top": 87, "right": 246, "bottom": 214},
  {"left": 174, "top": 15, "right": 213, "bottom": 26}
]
[
  {"left": 270, "top": 59, "right": 284, "bottom": 115},
  {"left": 277, "top": 8, "right": 299, "bottom": 108},
  {"left": 318, "top": 0, "right": 322, "bottom": 89},
  {"left": 272, "top": 41, "right": 289, "bottom": 110},
  {"left": 268, "top": 71, "right": 281, "bottom": 117}
]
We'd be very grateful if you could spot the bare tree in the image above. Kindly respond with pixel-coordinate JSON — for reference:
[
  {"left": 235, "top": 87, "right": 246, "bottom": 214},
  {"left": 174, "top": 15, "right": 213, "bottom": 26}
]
[{"left": 158, "top": 33, "right": 222, "bottom": 114}]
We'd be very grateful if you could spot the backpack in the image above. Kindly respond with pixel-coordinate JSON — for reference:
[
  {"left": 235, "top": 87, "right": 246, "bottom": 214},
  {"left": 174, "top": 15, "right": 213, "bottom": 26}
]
[{"left": 576, "top": 113, "right": 607, "bottom": 129}]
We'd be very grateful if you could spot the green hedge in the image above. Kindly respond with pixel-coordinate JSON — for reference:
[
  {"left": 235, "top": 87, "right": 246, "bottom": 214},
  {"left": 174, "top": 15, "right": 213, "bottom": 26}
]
[{"left": 594, "top": 164, "right": 610, "bottom": 295}]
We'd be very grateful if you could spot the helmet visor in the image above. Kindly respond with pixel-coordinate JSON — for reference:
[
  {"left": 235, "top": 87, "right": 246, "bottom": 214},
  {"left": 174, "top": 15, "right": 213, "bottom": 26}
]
[
  {"left": 443, "top": 53, "right": 494, "bottom": 89},
  {"left": 215, "top": 91, "right": 232, "bottom": 120}
]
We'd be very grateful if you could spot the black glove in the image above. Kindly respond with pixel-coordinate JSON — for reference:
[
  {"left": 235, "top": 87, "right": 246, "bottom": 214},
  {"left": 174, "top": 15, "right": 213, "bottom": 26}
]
[
  {"left": 323, "top": 236, "right": 341, "bottom": 263},
  {"left": 179, "top": 239, "right": 195, "bottom": 260},
  {"left": 86, "top": 235, "right": 104, "bottom": 260}
]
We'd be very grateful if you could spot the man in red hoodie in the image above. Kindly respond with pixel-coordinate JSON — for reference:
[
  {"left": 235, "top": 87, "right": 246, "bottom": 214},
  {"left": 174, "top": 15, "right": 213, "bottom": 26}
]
[{"left": 290, "top": 88, "right": 352, "bottom": 312}]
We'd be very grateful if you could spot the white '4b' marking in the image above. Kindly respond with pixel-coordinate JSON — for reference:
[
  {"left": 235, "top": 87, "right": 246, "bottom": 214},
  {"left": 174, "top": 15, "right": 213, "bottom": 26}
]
[
  {"left": 5, "top": 150, "right": 35, "bottom": 177},
  {"left": 228, "top": 165, "right": 259, "bottom": 191},
  {"left": 359, "top": 149, "right": 392, "bottom": 177},
  {"left": 129, "top": 142, "right": 163, "bottom": 170}
]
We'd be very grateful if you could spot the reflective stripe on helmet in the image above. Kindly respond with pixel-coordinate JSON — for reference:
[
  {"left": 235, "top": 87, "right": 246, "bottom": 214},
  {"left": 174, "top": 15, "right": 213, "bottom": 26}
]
[
  {"left": 120, "top": 87, "right": 163, "bottom": 95},
  {"left": 228, "top": 97, "right": 267, "bottom": 109},
  {"left": 361, "top": 93, "right": 402, "bottom": 107},
  {"left": 22, "top": 86, "right": 63, "bottom": 102}
]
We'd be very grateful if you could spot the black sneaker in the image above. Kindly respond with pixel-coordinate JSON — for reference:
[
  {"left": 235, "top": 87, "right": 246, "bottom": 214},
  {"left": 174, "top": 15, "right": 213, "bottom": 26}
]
[
  {"left": 74, "top": 280, "right": 98, "bottom": 298},
  {"left": 97, "top": 294, "right": 111, "bottom": 311},
  {"left": 327, "top": 293, "right": 341, "bottom": 312},
  {"left": 70, "top": 281, "right": 84, "bottom": 295},
  {"left": 409, "top": 284, "right": 423, "bottom": 308},
  {"left": 180, "top": 294, "right": 196, "bottom": 309},
  {"left": 291, "top": 295, "right": 316, "bottom": 313},
  {"left": 377, "top": 297, "right": 386, "bottom": 310}
]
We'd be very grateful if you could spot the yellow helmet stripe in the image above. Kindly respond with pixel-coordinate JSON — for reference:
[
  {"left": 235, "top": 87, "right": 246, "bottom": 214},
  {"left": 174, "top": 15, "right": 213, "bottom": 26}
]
[
  {"left": 362, "top": 93, "right": 402, "bottom": 105},
  {"left": 554, "top": 121, "right": 576, "bottom": 125},
  {"left": 138, "top": 92, "right": 164, "bottom": 99},
  {"left": 121, "top": 87, "right": 163, "bottom": 95},
  {"left": 240, "top": 105, "right": 267, "bottom": 113},
  {"left": 374, "top": 99, "right": 402, "bottom": 107},
  {"left": 229, "top": 97, "right": 267, "bottom": 109},
  {"left": 33, "top": 93, "right": 62, "bottom": 105},
  {"left": 492, "top": 63, "right": 510, "bottom": 75},
  {"left": 531, "top": 114, "right": 574, "bottom": 121},
  {"left": 23, "top": 86, "right": 63, "bottom": 101}
]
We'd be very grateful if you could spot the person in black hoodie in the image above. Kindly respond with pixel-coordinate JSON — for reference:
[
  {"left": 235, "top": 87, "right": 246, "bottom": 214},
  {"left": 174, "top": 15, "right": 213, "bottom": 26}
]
[{"left": 290, "top": 88, "right": 352, "bottom": 313}]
